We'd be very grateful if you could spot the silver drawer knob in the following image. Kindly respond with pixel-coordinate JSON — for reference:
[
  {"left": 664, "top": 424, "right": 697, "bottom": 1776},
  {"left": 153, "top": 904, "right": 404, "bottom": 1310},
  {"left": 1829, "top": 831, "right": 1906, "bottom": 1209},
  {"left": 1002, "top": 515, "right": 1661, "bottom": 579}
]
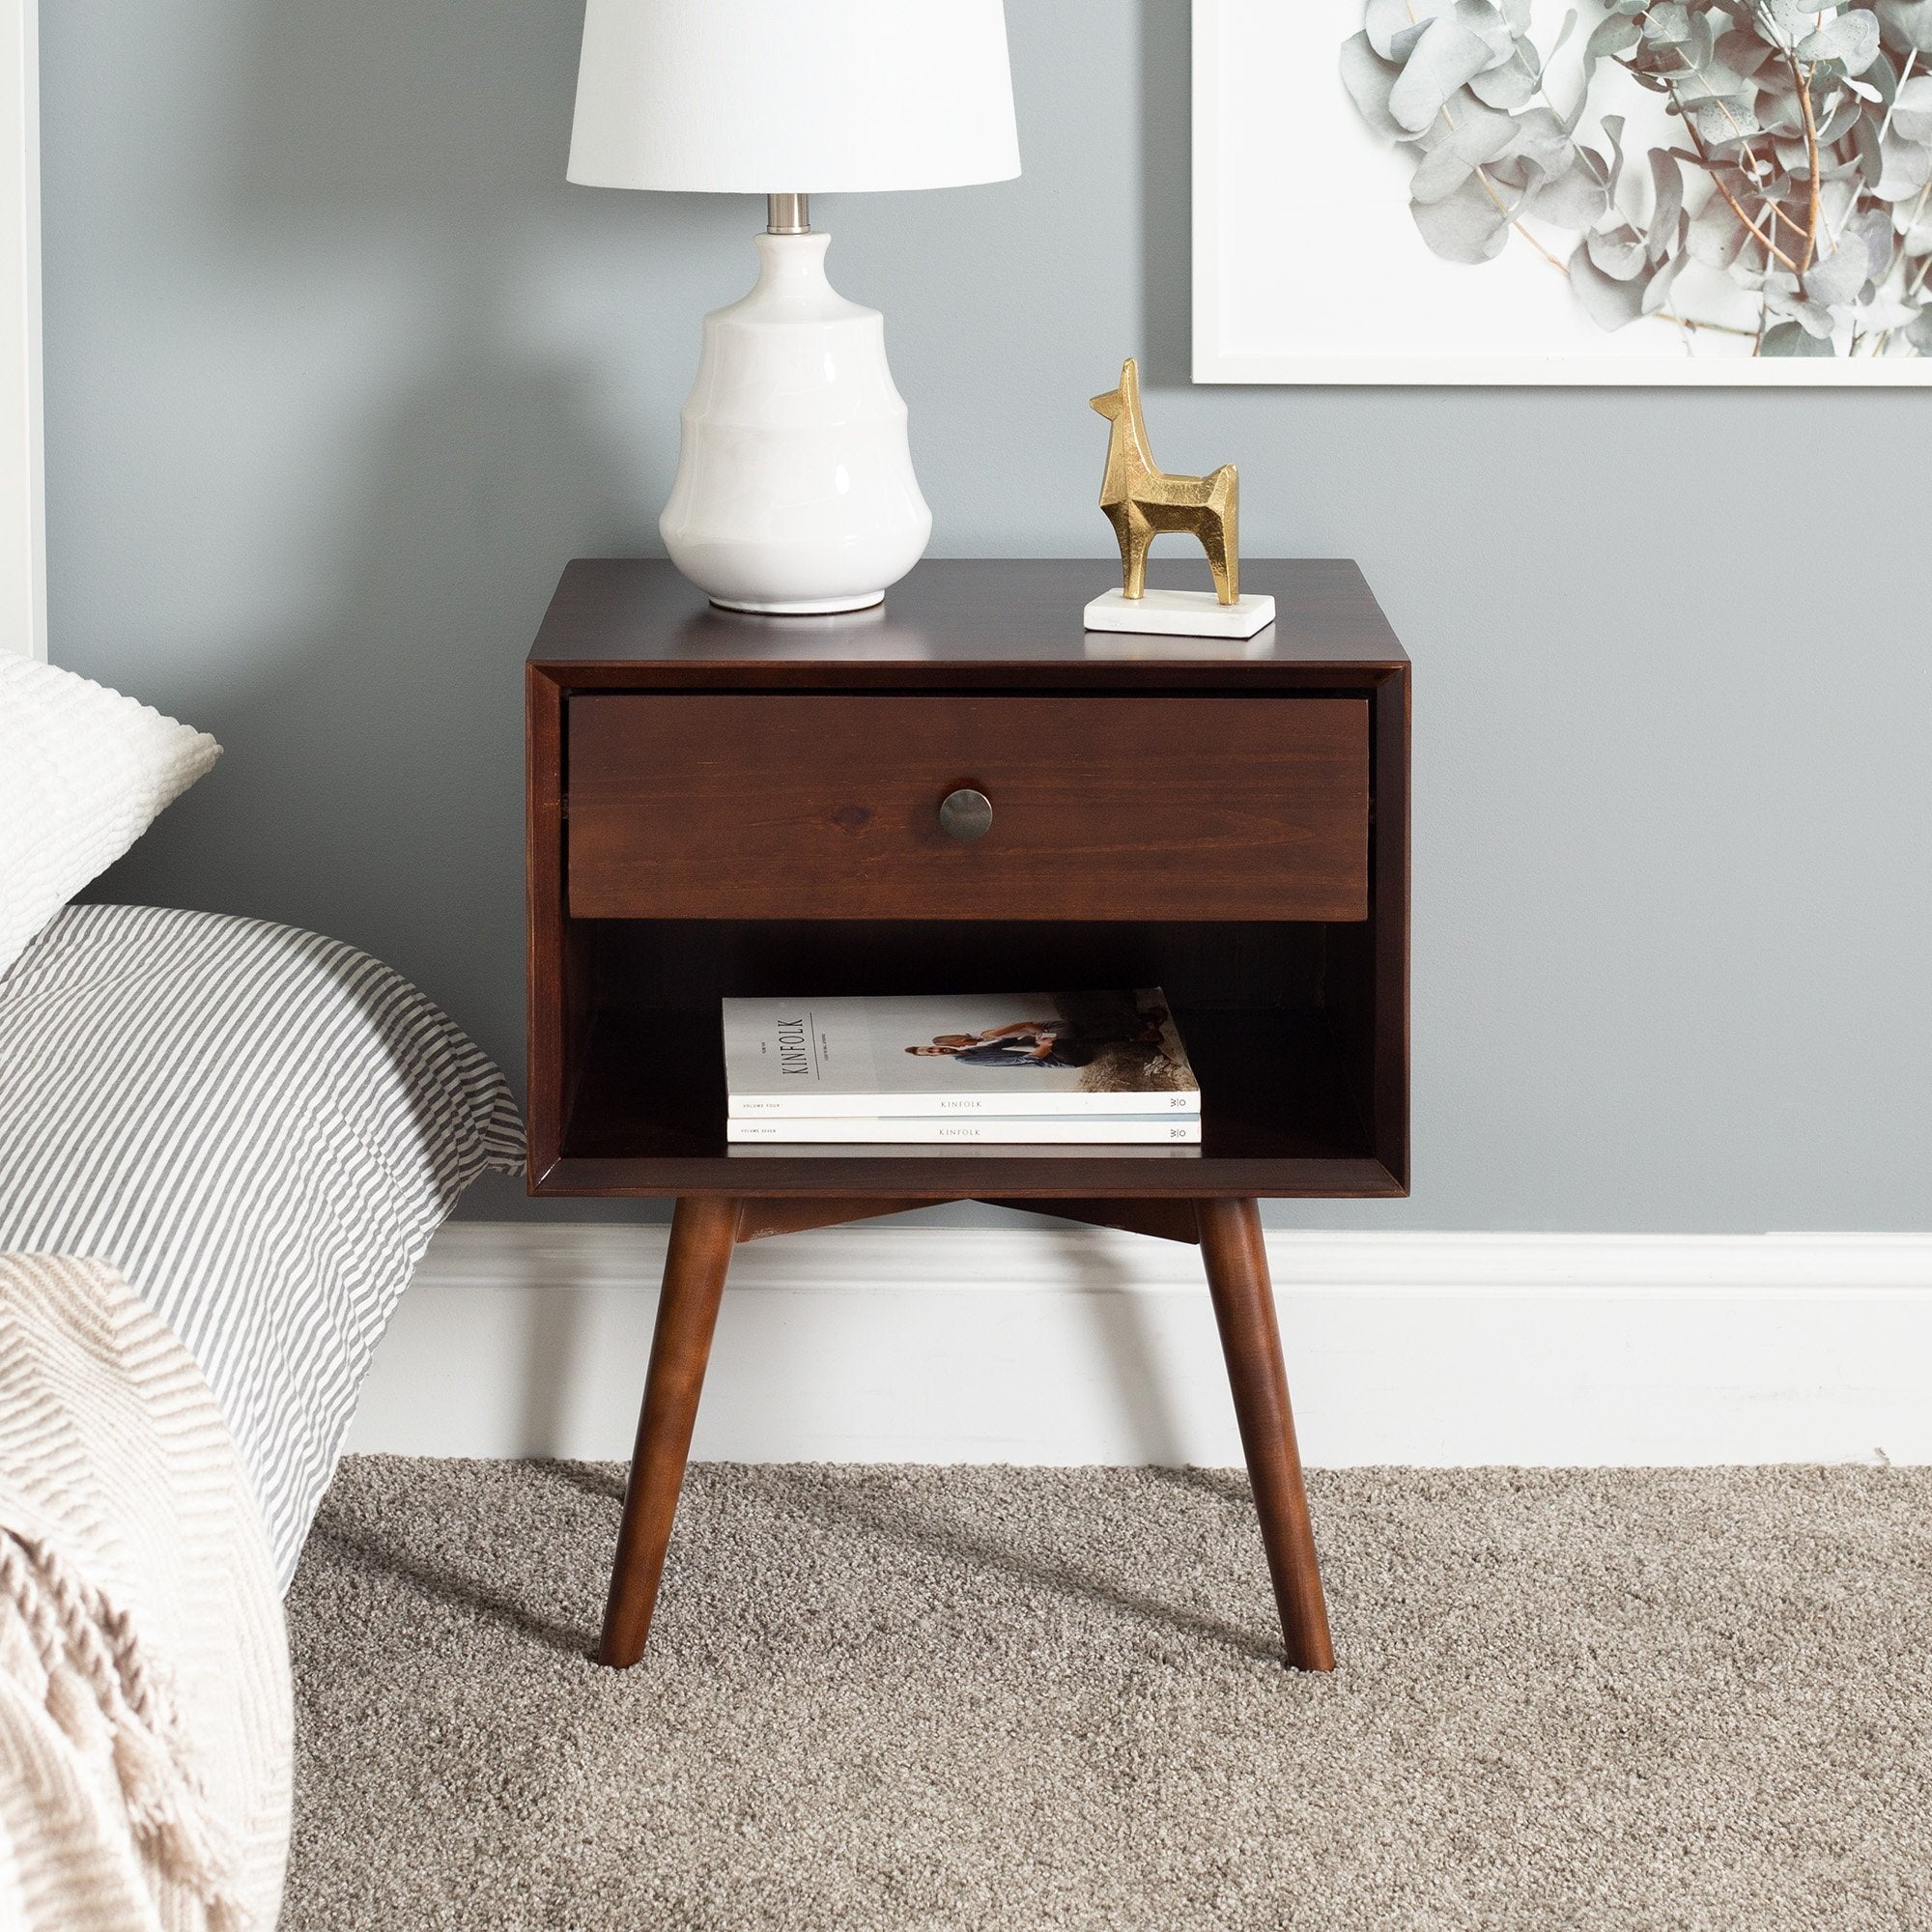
[{"left": 938, "top": 787, "right": 993, "bottom": 842}]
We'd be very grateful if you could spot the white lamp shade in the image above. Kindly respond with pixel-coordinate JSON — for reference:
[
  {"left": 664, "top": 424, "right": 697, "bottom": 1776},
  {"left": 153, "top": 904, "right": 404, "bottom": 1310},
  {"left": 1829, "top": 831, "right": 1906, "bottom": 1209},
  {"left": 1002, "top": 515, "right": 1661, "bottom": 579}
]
[{"left": 567, "top": 0, "right": 1020, "bottom": 195}]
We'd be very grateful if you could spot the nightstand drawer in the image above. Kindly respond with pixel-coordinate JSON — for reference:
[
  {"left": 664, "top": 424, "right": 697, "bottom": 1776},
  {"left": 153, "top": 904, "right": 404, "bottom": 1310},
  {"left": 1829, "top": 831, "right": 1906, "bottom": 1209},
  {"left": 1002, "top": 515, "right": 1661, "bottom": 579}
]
[{"left": 567, "top": 694, "right": 1368, "bottom": 922}]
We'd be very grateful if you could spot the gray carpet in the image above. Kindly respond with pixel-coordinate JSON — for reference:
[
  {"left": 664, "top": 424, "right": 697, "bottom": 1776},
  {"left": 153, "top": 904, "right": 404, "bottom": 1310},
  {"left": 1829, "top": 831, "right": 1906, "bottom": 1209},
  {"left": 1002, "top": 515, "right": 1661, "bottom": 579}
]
[{"left": 283, "top": 1460, "right": 1932, "bottom": 1931}]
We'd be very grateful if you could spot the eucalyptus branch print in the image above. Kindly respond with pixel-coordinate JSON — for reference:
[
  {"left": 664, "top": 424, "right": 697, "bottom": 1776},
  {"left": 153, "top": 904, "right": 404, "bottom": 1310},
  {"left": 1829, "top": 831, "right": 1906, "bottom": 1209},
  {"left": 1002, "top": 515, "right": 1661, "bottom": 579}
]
[{"left": 1341, "top": 0, "right": 1932, "bottom": 354}]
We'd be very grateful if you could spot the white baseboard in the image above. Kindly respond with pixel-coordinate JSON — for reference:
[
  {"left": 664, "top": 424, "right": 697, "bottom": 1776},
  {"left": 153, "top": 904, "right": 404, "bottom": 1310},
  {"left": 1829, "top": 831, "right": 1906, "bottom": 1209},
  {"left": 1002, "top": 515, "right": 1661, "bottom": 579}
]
[{"left": 345, "top": 1223, "right": 1932, "bottom": 1466}]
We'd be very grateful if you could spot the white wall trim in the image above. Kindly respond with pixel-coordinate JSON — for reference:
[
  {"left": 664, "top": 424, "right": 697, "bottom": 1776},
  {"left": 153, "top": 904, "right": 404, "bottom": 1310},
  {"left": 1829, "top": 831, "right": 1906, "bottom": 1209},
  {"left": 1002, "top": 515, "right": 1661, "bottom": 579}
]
[
  {"left": 349, "top": 1223, "right": 1932, "bottom": 1467},
  {"left": 0, "top": 0, "right": 40, "bottom": 658}
]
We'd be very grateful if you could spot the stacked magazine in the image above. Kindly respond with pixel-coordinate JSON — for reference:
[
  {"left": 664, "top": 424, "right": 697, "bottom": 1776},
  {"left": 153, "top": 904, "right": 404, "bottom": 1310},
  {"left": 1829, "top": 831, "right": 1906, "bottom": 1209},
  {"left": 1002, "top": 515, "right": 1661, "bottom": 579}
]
[{"left": 723, "top": 989, "right": 1201, "bottom": 1144}]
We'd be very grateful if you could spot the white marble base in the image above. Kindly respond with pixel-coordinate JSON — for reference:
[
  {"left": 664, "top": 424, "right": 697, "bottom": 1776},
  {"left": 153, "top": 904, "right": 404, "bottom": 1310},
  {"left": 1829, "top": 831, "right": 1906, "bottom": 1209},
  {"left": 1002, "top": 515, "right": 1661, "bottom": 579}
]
[{"left": 1082, "top": 586, "right": 1277, "bottom": 639}]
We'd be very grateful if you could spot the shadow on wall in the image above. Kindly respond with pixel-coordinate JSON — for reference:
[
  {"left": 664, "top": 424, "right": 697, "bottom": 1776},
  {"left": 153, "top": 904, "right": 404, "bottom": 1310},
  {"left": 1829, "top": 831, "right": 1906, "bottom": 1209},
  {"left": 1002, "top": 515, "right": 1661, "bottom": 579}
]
[
  {"left": 1138, "top": 0, "right": 1192, "bottom": 388},
  {"left": 226, "top": 0, "right": 570, "bottom": 214},
  {"left": 99, "top": 288, "right": 630, "bottom": 944},
  {"left": 86, "top": 0, "right": 646, "bottom": 1111}
]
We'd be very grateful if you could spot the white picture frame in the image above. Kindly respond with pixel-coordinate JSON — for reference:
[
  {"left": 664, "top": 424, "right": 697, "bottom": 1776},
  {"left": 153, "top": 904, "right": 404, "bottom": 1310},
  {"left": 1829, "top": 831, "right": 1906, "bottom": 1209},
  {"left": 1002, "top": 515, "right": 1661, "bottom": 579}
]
[
  {"left": 1192, "top": 0, "right": 1932, "bottom": 385},
  {"left": 0, "top": 0, "right": 41, "bottom": 655}
]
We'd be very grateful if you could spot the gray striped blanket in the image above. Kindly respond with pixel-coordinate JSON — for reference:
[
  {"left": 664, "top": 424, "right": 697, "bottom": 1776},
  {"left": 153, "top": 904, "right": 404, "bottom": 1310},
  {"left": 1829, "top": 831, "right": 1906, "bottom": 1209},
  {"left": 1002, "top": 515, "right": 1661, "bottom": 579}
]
[{"left": 0, "top": 904, "right": 524, "bottom": 1586}]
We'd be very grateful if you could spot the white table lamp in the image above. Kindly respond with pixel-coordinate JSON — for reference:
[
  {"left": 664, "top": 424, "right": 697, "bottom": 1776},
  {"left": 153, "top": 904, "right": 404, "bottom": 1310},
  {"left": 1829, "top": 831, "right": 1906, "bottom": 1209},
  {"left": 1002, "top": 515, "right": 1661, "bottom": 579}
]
[{"left": 568, "top": 1, "right": 1021, "bottom": 614}]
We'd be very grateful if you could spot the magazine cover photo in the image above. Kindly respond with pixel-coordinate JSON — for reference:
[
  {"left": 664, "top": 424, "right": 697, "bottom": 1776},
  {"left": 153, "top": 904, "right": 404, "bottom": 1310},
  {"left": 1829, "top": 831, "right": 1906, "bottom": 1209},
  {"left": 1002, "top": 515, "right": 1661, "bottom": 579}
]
[{"left": 723, "top": 989, "right": 1200, "bottom": 1110}]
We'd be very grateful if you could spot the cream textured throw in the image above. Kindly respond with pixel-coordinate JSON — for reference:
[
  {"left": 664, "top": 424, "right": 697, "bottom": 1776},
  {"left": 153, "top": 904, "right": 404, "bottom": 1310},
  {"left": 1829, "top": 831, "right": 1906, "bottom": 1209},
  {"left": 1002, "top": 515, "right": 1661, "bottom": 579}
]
[
  {"left": 0, "top": 657, "right": 220, "bottom": 982},
  {"left": 0, "top": 1255, "right": 291, "bottom": 1932}
]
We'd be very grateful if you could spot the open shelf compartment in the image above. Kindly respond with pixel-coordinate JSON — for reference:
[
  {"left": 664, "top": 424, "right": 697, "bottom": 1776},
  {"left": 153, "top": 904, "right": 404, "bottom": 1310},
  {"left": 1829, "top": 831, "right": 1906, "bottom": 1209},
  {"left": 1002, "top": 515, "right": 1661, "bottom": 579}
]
[{"left": 536, "top": 918, "right": 1404, "bottom": 1198}]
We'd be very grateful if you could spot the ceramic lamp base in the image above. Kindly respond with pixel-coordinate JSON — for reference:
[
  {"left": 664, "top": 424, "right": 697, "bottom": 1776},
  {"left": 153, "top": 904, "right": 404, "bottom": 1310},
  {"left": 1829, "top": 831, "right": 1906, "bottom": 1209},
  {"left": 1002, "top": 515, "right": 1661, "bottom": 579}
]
[
  {"left": 659, "top": 231, "right": 931, "bottom": 615},
  {"left": 710, "top": 590, "right": 887, "bottom": 616},
  {"left": 1083, "top": 587, "right": 1277, "bottom": 639}
]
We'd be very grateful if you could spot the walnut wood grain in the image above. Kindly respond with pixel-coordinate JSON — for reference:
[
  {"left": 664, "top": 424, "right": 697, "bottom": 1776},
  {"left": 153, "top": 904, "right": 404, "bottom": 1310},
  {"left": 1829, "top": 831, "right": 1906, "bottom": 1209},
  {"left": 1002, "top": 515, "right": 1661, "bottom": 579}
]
[
  {"left": 530, "top": 557, "right": 1407, "bottom": 677},
  {"left": 531, "top": 559, "right": 1403, "bottom": 1674},
  {"left": 735, "top": 1197, "right": 939, "bottom": 1241},
  {"left": 1373, "top": 654, "right": 1412, "bottom": 1190},
  {"left": 1195, "top": 1198, "right": 1335, "bottom": 1671},
  {"left": 525, "top": 558, "right": 1408, "bottom": 1203},
  {"left": 567, "top": 695, "right": 1369, "bottom": 924},
  {"left": 543, "top": 1001, "right": 1396, "bottom": 1200},
  {"left": 524, "top": 663, "right": 569, "bottom": 1183},
  {"left": 546, "top": 1154, "right": 1403, "bottom": 1199},
  {"left": 598, "top": 1195, "right": 741, "bottom": 1667},
  {"left": 735, "top": 1196, "right": 1207, "bottom": 1242},
  {"left": 593, "top": 1189, "right": 1335, "bottom": 1672},
  {"left": 976, "top": 1197, "right": 1202, "bottom": 1242}
]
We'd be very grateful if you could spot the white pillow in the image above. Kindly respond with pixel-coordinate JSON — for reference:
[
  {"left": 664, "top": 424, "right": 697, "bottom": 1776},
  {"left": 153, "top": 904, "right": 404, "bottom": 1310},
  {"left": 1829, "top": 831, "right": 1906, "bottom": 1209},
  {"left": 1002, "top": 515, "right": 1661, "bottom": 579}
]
[{"left": 0, "top": 658, "right": 220, "bottom": 981}]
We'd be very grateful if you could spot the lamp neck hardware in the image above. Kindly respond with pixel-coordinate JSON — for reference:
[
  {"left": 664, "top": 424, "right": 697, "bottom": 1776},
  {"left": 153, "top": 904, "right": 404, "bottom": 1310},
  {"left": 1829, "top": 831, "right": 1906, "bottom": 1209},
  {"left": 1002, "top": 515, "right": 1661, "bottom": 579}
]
[{"left": 766, "top": 193, "right": 811, "bottom": 236}]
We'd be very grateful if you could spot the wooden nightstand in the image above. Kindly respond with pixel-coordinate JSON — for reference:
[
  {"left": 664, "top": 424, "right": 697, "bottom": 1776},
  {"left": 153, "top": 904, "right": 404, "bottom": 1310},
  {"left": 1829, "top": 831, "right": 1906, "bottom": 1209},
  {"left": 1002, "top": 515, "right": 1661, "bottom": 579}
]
[{"left": 527, "top": 558, "right": 1409, "bottom": 1671}]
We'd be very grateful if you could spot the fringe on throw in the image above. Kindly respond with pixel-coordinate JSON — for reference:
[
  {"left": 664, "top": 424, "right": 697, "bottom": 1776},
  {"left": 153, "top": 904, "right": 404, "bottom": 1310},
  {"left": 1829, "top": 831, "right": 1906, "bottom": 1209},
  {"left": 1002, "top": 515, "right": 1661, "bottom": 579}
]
[{"left": 0, "top": 1526, "right": 248, "bottom": 1932}]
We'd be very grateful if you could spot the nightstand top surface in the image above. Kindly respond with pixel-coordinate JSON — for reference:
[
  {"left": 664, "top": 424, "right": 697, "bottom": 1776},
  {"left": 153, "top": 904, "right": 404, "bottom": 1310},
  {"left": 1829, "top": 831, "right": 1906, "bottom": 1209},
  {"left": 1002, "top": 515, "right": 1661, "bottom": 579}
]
[{"left": 529, "top": 557, "right": 1406, "bottom": 674}]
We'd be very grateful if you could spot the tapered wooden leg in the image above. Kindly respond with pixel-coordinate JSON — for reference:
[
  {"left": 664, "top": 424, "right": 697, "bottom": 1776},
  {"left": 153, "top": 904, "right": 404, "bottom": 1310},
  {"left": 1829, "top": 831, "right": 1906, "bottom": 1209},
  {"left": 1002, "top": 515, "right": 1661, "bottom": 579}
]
[
  {"left": 1195, "top": 1197, "right": 1335, "bottom": 1670},
  {"left": 598, "top": 1195, "right": 741, "bottom": 1667}
]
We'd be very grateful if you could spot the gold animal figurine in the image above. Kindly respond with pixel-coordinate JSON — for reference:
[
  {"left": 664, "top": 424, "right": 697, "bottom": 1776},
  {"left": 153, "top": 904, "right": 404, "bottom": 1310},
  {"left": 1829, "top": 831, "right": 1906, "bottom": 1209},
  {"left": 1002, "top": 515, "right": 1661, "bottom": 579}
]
[{"left": 1090, "top": 357, "right": 1239, "bottom": 606}]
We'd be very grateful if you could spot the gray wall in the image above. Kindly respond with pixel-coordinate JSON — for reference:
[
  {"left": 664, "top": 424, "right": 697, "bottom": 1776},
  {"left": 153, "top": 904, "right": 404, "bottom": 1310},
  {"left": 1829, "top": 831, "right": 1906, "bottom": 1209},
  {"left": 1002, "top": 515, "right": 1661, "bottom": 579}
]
[{"left": 42, "top": 1, "right": 1932, "bottom": 1234}]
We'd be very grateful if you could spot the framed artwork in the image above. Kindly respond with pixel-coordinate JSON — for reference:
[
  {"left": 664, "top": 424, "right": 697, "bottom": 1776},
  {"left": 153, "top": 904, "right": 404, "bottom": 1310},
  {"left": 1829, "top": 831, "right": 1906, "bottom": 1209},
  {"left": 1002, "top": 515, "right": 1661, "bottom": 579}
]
[{"left": 1192, "top": 0, "right": 1932, "bottom": 383}]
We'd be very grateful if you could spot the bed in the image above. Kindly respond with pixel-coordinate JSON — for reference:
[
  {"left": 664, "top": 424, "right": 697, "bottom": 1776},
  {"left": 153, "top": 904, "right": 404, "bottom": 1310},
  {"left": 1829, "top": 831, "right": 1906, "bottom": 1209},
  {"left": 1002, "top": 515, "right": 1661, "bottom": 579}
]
[
  {"left": 2, "top": 658, "right": 521, "bottom": 1927},
  {"left": 0, "top": 900, "right": 525, "bottom": 1588}
]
